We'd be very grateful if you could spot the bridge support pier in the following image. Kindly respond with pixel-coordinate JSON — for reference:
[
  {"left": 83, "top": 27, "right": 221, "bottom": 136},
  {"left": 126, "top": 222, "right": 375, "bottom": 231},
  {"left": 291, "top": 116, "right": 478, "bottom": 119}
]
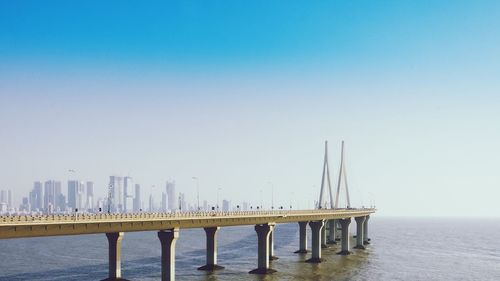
[
  {"left": 198, "top": 227, "right": 224, "bottom": 271},
  {"left": 363, "top": 215, "right": 370, "bottom": 245},
  {"left": 321, "top": 225, "right": 328, "bottom": 248},
  {"left": 354, "top": 216, "right": 366, "bottom": 249},
  {"left": 327, "top": 220, "right": 337, "bottom": 244},
  {"left": 269, "top": 225, "right": 279, "bottom": 260},
  {"left": 337, "top": 218, "right": 351, "bottom": 255},
  {"left": 306, "top": 220, "right": 325, "bottom": 263},
  {"left": 102, "top": 232, "right": 128, "bottom": 281},
  {"left": 249, "top": 223, "right": 276, "bottom": 274},
  {"left": 294, "top": 221, "right": 308, "bottom": 253},
  {"left": 158, "top": 229, "right": 179, "bottom": 281}
]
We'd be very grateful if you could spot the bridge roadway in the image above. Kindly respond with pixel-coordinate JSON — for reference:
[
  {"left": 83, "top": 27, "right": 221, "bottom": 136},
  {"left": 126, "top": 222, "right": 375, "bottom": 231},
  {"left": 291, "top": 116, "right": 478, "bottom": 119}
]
[{"left": 0, "top": 208, "right": 375, "bottom": 281}]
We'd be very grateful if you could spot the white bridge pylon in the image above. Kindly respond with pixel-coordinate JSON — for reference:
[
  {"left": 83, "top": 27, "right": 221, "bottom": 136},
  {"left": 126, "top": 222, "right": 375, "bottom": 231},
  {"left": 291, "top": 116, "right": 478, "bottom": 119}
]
[{"left": 318, "top": 140, "right": 351, "bottom": 209}]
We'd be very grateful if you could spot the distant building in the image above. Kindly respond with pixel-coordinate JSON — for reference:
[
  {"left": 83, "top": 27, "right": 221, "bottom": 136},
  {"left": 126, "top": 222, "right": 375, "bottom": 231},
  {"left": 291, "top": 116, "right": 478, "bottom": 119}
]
[
  {"left": 109, "top": 176, "right": 124, "bottom": 212},
  {"left": 222, "top": 199, "right": 230, "bottom": 211},
  {"left": 161, "top": 192, "right": 167, "bottom": 211},
  {"left": 86, "top": 181, "right": 94, "bottom": 211},
  {"left": 7, "top": 190, "right": 12, "bottom": 209},
  {"left": 133, "top": 184, "right": 141, "bottom": 212},
  {"left": 33, "top": 181, "right": 43, "bottom": 211},
  {"left": 44, "top": 180, "right": 61, "bottom": 213},
  {"left": 20, "top": 197, "right": 30, "bottom": 212},
  {"left": 166, "top": 181, "right": 176, "bottom": 211},
  {"left": 178, "top": 193, "right": 187, "bottom": 211},
  {"left": 148, "top": 194, "right": 155, "bottom": 212},
  {"left": 0, "top": 190, "right": 5, "bottom": 205},
  {"left": 68, "top": 180, "right": 85, "bottom": 211},
  {"left": 123, "top": 177, "right": 133, "bottom": 213}
]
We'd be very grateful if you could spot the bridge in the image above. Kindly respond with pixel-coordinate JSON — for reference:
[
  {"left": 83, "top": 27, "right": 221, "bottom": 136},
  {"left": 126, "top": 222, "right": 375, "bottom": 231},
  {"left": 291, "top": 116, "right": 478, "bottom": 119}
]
[
  {"left": 0, "top": 208, "right": 375, "bottom": 280},
  {"left": 0, "top": 141, "right": 375, "bottom": 280}
]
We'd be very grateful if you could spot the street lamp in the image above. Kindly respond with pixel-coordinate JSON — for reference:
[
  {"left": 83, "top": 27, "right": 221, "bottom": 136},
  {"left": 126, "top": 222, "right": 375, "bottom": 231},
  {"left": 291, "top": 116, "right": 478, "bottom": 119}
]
[
  {"left": 267, "top": 181, "right": 274, "bottom": 210},
  {"left": 217, "top": 187, "right": 221, "bottom": 211},
  {"left": 192, "top": 177, "right": 200, "bottom": 211}
]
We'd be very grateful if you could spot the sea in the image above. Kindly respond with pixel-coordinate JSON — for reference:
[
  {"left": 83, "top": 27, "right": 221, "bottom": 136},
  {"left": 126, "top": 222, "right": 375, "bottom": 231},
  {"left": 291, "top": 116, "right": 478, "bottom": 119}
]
[{"left": 1, "top": 217, "right": 499, "bottom": 281}]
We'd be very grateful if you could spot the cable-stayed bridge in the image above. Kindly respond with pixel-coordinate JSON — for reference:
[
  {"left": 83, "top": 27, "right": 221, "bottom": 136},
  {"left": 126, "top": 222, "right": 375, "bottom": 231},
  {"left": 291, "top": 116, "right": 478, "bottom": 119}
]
[{"left": 0, "top": 141, "right": 376, "bottom": 281}]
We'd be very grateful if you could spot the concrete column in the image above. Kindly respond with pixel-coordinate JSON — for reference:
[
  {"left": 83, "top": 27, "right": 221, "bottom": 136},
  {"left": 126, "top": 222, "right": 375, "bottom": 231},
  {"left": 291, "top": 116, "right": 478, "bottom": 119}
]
[
  {"left": 158, "top": 229, "right": 179, "bottom": 281},
  {"left": 363, "top": 215, "right": 370, "bottom": 245},
  {"left": 103, "top": 232, "right": 125, "bottom": 281},
  {"left": 249, "top": 223, "right": 276, "bottom": 274},
  {"left": 198, "top": 227, "right": 224, "bottom": 271},
  {"left": 354, "top": 216, "right": 366, "bottom": 249},
  {"left": 269, "top": 226, "right": 279, "bottom": 260},
  {"left": 294, "top": 221, "right": 308, "bottom": 253},
  {"left": 306, "top": 220, "right": 325, "bottom": 263},
  {"left": 321, "top": 225, "right": 328, "bottom": 248},
  {"left": 337, "top": 218, "right": 351, "bottom": 255},
  {"left": 327, "top": 220, "right": 337, "bottom": 244}
]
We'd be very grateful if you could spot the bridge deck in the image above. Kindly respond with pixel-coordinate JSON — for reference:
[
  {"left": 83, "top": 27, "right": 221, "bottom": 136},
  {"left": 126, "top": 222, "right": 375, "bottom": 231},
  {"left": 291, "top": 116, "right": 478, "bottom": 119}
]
[{"left": 0, "top": 208, "right": 375, "bottom": 239}]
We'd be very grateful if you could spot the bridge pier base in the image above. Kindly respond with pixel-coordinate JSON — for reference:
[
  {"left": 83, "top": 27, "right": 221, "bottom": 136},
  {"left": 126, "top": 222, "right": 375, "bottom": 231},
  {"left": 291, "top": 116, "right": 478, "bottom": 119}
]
[
  {"left": 306, "top": 220, "right": 325, "bottom": 263},
  {"left": 363, "top": 215, "right": 370, "bottom": 245},
  {"left": 102, "top": 232, "right": 129, "bottom": 281},
  {"left": 269, "top": 225, "right": 279, "bottom": 260},
  {"left": 337, "top": 218, "right": 351, "bottom": 255},
  {"left": 158, "top": 229, "right": 179, "bottom": 281},
  {"left": 327, "top": 220, "right": 337, "bottom": 244},
  {"left": 249, "top": 223, "right": 276, "bottom": 274},
  {"left": 354, "top": 216, "right": 366, "bottom": 249},
  {"left": 198, "top": 227, "right": 224, "bottom": 271},
  {"left": 294, "top": 221, "right": 308, "bottom": 253}
]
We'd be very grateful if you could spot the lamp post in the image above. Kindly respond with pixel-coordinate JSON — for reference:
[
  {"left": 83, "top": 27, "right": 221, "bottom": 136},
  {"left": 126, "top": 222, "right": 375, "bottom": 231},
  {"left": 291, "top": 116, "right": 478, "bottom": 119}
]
[
  {"left": 259, "top": 189, "right": 263, "bottom": 210},
  {"left": 267, "top": 181, "right": 274, "bottom": 210},
  {"left": 192, "top": 177, "right": 200, "bottom": 211},
  {"left": 216, "top": 187, "right": 221, "bottom": 211}
]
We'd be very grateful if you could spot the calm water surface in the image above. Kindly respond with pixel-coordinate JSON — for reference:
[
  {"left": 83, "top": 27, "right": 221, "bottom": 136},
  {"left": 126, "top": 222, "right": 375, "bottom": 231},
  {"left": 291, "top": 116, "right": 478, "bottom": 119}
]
[{"left": 1, "top": 217, "right": 499, "bottom": 280}]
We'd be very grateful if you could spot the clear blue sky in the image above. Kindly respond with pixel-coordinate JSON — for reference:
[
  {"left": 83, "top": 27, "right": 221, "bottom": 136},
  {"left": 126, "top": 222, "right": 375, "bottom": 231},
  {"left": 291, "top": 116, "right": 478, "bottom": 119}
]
[{"left": 1, "top": 1, "right": 500, "bottom": 216}]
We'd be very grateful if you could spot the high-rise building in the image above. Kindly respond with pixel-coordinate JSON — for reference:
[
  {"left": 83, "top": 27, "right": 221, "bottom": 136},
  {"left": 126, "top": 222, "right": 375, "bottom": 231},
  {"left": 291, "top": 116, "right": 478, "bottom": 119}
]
[
  {"left": 161, "top": 192, "right": 167, "bottom": 211},
  {"left": 7, "top": 190, "right": 12, "bottom": 209},
  {"left": 20, "top": 197, "right": 29, "bottom": 212},
  {"left": 179, "top": 192, "right": 186, "bottom": 211},
  {"left": 68, "top": 180, "right": 84, "bottom": 211},
  {"left": 166, "top": 181, "right": 176, "bottom": 211},
  {"left": 133, "top": 184, "right": 141, "bottom": 212},
  {"left": 109, "top": 176, "right": 124, "bottom": 212},
  {"left": 54, "top": 183, "right": 62, "bottom": 211},
  {"left": 148, "top": 194, "right": 155, "bottom": 212},
  {"left": 33, "top": 181, "right": 43, "bottom": 211},
  {"left": 123, "top": 177, "right": 133, "bottom": 213},
  {"left": 222, "top": 199, "right": 230, "bottom": 211},
  {"left": 86, "top": 181, "right": 94, "bottom": 211},
  {"left": 0, "top": 190, "right": 6, "bottom": 204},
  {"left": 44, "top": 181, "right": 61, "bottom": 213}
]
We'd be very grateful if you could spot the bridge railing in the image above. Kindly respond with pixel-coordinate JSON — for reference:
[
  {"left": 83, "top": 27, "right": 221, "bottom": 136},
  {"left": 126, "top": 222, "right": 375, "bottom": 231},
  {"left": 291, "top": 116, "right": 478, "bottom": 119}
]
[{"left": 0, "top": 208, "right": 375, "bottom": 224}]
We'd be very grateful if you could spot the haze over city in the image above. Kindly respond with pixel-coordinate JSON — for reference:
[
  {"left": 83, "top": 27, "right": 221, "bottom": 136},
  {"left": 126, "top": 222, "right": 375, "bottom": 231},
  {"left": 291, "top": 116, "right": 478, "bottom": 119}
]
[{"left": 1, "top": 1, "right": 500, "bottom": 217}]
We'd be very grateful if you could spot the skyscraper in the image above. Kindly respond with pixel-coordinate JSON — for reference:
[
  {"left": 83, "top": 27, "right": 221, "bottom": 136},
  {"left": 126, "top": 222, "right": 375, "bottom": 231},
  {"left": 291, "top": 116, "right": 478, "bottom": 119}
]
[
  {"left": 161, "top": 192, "right": 167, "bottom": 211},
  {"left": 222, "top": 199, "right": 230, "bottom": 211},
  {"left": 44, "top": 180, "right": 60, "bottom": 213},
  {"left": 7, "top": 190, "right": 12, "bottom": 209},
  {"left": 133, "top": 184, "right": 141, "bottom": 212},
  {"left": 33, "top": 181, "right": 43, "bottom": 211},
  {"left": 109, "top": 176, "right": 124, "bottom": 212},
  {"left": 123, "top": 176, "right": 133, "bottom": 213},
  {"left": 166, "top": 181, "right": 176, "bottom": 211},
  {"left": 0, "top": 190, "right": 6, "bottom": 204},
  {"left": 54, "top": 183, "right": 62, "bottom": 211},
  {"left": 68, "top": 180, "right": 84, "bottom": 211},
  {"left": 86, "top": 181, "right": 94, "bottom": 211}
]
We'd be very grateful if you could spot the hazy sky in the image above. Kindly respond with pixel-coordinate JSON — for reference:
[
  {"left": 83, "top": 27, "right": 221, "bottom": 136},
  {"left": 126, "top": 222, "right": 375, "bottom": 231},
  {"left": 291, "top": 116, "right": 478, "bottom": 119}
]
[{"left": 1, "top": 1, "right": 500, "bottom": 216}]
